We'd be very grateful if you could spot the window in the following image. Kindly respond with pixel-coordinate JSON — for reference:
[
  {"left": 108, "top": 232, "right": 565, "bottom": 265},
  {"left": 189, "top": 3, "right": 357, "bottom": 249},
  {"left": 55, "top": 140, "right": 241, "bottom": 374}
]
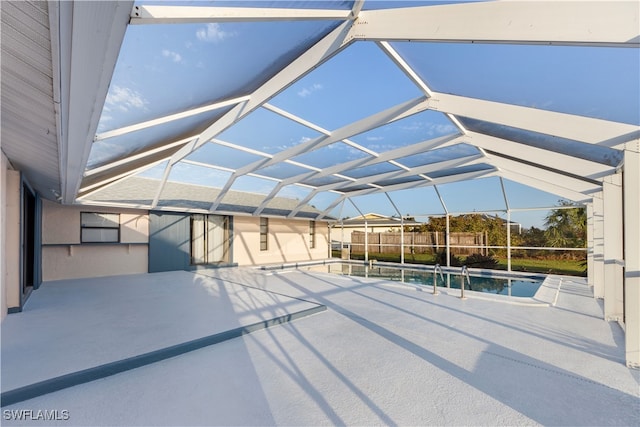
[
  {"left": 81, "top": 212, "right": 120, "bottom": 243},
  {"left": 260, "top": 217, "right": 268, "bottom": 251},
  {"left": 309, "top": 221, "right": 316, "bottom": 249},
  {"left": 191, "top": 214, "right": 229, "bottom": 265}
]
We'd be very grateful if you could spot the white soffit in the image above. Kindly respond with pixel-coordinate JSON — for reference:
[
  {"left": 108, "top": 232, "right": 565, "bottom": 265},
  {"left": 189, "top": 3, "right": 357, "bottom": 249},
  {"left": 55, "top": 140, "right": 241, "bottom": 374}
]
[{"left": 1, "top": 1, "right": 59, "bottom": 198}]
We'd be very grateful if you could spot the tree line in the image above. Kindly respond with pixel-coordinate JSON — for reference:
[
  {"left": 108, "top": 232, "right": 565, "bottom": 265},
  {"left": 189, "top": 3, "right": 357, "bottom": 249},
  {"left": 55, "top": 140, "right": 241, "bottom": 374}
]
[{"left": 403, "top": 200, "right": 586, "bottom": 260}]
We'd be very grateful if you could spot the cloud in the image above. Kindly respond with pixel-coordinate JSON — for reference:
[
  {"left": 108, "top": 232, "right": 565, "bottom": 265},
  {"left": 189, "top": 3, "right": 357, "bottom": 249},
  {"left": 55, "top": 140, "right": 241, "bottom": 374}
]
[
  {"left": 196, "top": 23, "right": 234, "bottom": 43},
  {"left": 297, "top": 83, "right": 323, "bottom": 98},
  {"left": 276, "top": 135, "right": 312, "bottom": 151},
  {"left": 400, "top": 122, "right": 423, "bottom": 132},
  {"left": 366, "top": 136, "right": 384, "bottom": 141},
  {"left": 426, "top": 123, "right": 456, "bottom": 136},
  {"left": 400, "top": 121, "right": 456, "bottom": 136},
  {"left": 96, "top": 114, "right": 113, "bottom": 133},
  {"left": 105, "top": 86, "right": 148, "bottom": 113},
  {"left": 162, "top": 49, "right": 183, "bottom": 63},
  {"left": 363, "top": 143, "right": 395, "bottom": 153}
]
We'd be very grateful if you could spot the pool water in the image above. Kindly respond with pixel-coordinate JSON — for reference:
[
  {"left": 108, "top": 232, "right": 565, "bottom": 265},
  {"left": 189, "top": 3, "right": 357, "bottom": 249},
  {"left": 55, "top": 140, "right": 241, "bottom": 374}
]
[{"left": 305, "top": 263, "right": 543, "bottom": 297}]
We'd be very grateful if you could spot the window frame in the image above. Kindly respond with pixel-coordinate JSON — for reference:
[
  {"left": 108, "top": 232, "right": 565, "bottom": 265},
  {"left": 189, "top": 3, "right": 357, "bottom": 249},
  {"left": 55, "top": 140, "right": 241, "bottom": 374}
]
[
  {"left": 309, "top": 220, "right": 316, "bottom": 249},
  {"left": 80, "top": 212, "right": 120, "bottom": 243},
  {"left": 260, "top": 217, "right": 269, "bottom": 251},
  {"left": 190, "top": 214, "right": 230, "bottom": 265}
]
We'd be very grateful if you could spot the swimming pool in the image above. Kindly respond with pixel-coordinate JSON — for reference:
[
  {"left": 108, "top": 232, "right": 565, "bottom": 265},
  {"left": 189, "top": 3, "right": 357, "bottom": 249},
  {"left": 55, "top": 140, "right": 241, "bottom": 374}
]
[{"left": 302, "top": 262, "right": 543, "bottom": 297}]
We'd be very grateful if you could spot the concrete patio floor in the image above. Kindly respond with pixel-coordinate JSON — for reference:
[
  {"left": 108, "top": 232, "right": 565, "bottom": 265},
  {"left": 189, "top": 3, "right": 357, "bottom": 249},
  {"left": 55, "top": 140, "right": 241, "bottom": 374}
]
[
  {"left": 1, "top": 270, "right": 323, "bottom": 399},
  {"left": 1, "top": 266, "right": 638, "bottom": 426}
]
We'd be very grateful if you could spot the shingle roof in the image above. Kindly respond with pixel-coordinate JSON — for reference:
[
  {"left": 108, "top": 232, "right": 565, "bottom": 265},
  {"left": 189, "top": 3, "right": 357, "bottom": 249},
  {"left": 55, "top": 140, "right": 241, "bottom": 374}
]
[{"left": 82, "top": 176, "right": 329, "bottom": 219}]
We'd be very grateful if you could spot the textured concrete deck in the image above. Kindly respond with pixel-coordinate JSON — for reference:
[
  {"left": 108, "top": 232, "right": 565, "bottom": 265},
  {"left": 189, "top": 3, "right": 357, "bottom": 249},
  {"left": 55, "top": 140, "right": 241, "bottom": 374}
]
[
  {"left": 1, "top": 270, "right": 323, "bottom": 399},
  {"left": 1, "top": 267, "right": 638, "bottom": 426}
]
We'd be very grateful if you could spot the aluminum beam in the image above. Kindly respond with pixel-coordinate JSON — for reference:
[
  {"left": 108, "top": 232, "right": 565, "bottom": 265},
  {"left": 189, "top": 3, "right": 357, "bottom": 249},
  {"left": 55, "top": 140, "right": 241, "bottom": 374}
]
[
  {"left": 316, "top": 168, "right": 494, "bottom": 220},
  {"left": 495, "top": 169, "right": 592, "bottom": 204},
  {"left": 168, "top": 20, "right": 355, "bottom": 166},
  {"left": 59, "top": 1, "right": 133, "bottom": 203},
  {"left": 83, "top": 136, "right": 195, "bottom": 178},
  {"left": 94, "top": 96, "right": 250, "bottom": 141},
  {"left": 265, "top": 133, "right": 465, "bottom": 192},
  {"left": 385, "top": 192, "right": 405, "bottom": 264},
  {"left": 624, "top": 143, "right": 640, "bottom": 368},
  {"left": 77, "top": 158, "right": 169, "bottom": 200},
  {"left": 263, "top": 103, "right": 332, "bottom": 136},
  {"left": 209, "top": 96, "right": 432, "bottom": 208},
  {"left": 252, "top": 181, "right": 286, "bottom": 217},
  {"left": 130, "top": 5, "right": 354, "bottom": 24},
  {"left": 316, "top": 155, "right": 484, "bottom": 194},
  {"left": 586, "top": 203, "right": 595, "bottom": 290},
  {"left": 599, "top": 130, "right": 640, "bottom": 149},
  {"left": 287, "top": 154, "right": 483, "bottom": 218},
  {"left": 376, "top": 41, "right": 433, "bottom": 97},
  {"left": 592, "top": 194, "right": 605, "bottom": 299},
  {"left": 602, "top": 174, "right": 624, "bottom": 322},
  {"left": 482, "top": 155, "right": 600, "bottom": 198},
  {"left": 246, "top": 96, "right": 430, "bottom": 174},
  {"left": 441, "top": 131, "right": 616, "bottom": 181},
  {"left": 352, "top": 1, "right": 639, "bottom": 48},
  {"left": 430, "top": 93, "right": 638, "bottom": 147}
]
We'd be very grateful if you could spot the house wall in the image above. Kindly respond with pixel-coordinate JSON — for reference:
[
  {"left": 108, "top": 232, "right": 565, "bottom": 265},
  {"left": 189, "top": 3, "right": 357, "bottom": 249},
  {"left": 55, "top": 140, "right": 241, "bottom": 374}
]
[
  {"left": 333, "top": 225, "right": 399, "bottom": 243},
  {"left": 0, "top": 153, "right": 4, "bottom": 321},
  {"left": 40, "top": 204, "right": 328, "bottom": 279},
  {"left": 41, "top": 201, "right": 149, "bottom": 281},
  {"left": 233, "top": 216, "right": 329, "bottom": 266},
  {"left": 4, "top": 168, "right": 21, "bottom": 315},
  {"left": 1, "top": 153, "right": 22, "bottom": 320}
]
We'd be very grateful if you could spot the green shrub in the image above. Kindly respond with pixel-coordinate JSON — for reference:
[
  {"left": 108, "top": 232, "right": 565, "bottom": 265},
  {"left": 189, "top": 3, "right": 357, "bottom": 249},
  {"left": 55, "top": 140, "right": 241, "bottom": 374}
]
[
  {"left": 464, "top": 253, "right": 499, "bottom": 269},
  {"left": 435, "top": 250, "right": 462, "bottom": 267}
]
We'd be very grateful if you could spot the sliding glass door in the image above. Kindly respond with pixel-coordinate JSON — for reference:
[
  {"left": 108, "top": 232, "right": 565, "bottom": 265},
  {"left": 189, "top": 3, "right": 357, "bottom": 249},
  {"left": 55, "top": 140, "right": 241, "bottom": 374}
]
[{"left": 191, "top": 214, "right": 229, "bottom": 265}]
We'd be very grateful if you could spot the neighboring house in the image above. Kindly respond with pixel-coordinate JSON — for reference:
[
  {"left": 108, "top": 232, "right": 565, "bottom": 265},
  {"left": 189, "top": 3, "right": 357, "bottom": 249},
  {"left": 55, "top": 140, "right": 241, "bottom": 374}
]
[
  {"left": 480, "top": 214, "right": 522, "bottom": 234},
  {"left": 330, "top": 213, "right": 422, "bottom": 248}
]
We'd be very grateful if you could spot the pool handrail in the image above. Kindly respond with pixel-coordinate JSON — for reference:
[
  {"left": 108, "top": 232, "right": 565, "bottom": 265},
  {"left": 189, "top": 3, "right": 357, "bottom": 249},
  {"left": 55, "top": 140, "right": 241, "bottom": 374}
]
[
  {"left": 460, "top": 265, "right": 471, "bottom": 299},
  {"left": 433, "top": 264, "right": 445, "bottom": 295}
]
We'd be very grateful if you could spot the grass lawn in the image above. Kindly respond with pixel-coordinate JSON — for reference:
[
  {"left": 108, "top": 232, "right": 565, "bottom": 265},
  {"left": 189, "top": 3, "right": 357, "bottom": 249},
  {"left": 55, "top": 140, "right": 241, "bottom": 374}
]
[
  {"left": 497, "top": 257, "right": 586, "bottom": 276},
  {"left": 347, "top": 252, "right": 438, "bottom": 264},
  {"left": 334, "top": 251, "right": 586, "bottom": 277}
]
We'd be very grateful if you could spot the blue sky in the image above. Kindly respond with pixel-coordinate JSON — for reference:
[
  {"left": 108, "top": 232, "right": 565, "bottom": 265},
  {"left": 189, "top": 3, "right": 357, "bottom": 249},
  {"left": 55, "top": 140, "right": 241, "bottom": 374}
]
[{"left": 91, "top": 0, "right": 640, "bottom": 228}]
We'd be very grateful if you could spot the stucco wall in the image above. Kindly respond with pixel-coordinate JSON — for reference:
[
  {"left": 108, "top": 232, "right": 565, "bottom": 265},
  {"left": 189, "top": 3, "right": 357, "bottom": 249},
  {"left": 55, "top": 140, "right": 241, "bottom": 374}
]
[
  {"left": 4, "top": 169, "right": 21, "bottom": 314},
  {"left": 41, "top": 201, "right": 149, "bottom": 281},
  {"left": 43, "top": 245, "right": 149, "bottom": 281},
  {"left": 1, "top": 153, "right": 5, "bottom": 321},
  {"left": 0, "top": 154, "right": 19, "bottom": 320},
  {"left": 233, "top": 216, "right": 329, "bottom": 266}
]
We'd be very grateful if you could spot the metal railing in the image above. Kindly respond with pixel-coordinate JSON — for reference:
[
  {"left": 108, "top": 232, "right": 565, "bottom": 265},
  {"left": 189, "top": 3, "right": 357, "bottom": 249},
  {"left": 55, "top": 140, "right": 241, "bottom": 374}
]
[
  {"left": 460, "top": 265, "right": 471, "bottom": 299},
  {"left": 432, "top": 263, "right": 444, "bottom": 295}
]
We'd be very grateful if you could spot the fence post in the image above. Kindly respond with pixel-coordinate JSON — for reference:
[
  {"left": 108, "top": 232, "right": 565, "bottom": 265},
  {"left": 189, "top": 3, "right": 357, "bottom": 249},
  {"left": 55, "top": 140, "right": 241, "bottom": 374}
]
[
  {"left": 485, "top": 231, "right": 488, "bottom": 256},
  {"left": 364, "top": 220, "right": 369, "bottom": 262}
]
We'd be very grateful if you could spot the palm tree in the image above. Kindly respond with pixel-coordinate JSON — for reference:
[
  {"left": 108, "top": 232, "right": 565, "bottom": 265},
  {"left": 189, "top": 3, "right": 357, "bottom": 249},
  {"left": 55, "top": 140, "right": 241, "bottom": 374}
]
[{"left": 544, "top": 201, "right": 586, "bottom": 249}]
